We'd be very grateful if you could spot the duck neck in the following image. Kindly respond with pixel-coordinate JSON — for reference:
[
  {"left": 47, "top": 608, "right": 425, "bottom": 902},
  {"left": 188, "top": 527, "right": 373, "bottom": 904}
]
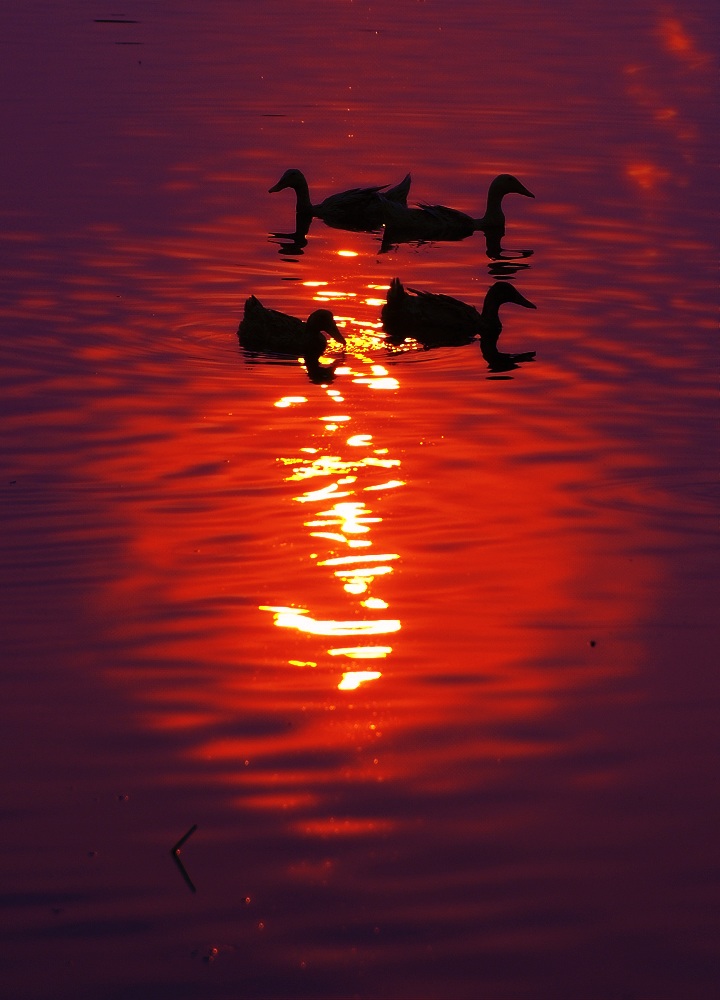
[
  {"left": 480, "top": 291, "right": 504, "bottom": 333},
  {"left": 478, "top": 183, "right": 506, "bottom": 229},
  {"left": 290, "top": 173, "right": 313, "bottom": 216}
]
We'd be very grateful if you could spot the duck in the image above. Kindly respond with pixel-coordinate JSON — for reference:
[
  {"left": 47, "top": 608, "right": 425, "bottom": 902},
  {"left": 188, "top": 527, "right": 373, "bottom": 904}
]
[
  {"left": 269, "top": 168, "right": 412, "bottom": 233},
  {"left": 238, "top": 296, "right": 346, "bottom": 368},
  {"left": 379, "top": 173, "right": 534, "bottom": 243},
  {"left": 381, "top": 278, "right": 536, "bottom": 360}
]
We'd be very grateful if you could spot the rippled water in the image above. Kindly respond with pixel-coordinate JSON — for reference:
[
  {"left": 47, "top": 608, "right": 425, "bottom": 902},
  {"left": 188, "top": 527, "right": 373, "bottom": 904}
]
[{"left": 1, "top": 2, "right": 718, "bottom": 998}]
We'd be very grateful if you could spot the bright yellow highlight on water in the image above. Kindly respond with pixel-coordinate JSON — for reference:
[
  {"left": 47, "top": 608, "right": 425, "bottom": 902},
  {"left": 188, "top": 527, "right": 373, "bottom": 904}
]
[
  {"left": 338, "top": 671, "right": 382, "bottom": 690},
  {"left": 353, "top": 365, "right": 399, "bottom": 391},
  {"left": 306, "top": 501, "right": 381, "bottom": 534},
  {"left": 318, "top": 554, "right": 398, "bottom": 567},
  {"left": 260, "top": 607, "right": 400, "bottom": 637},
  {"left": 363, "top": 597, "right": 388, "bottom": 609},
  {"left": 329, "top": 646, "right": 392, "bottom": 658},
  {"left": 275, "top": 396, "right": 308, "bottom": 408}
]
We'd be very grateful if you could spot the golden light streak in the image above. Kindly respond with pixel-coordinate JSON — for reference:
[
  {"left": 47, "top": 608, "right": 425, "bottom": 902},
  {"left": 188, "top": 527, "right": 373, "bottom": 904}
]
[
  {"left": 353, "top": 376, "right": 400, "bottom": 390},
  {"left": 364, "top": 479, "right": 405, "bottom": 491},
  {"left": 329, "top": 647, "right": 392, "bottom": 659},
  {"left": 337, "top": 250, "right": 358, "bottom": 257},
  {"left": 262, "top": 607, "right": 401, "bottom": 637},
  {"left": 334, "top": 566, "right": 394, "bottom": 578},
  {"left": 338, "top": 671, "right": 382, "bottom": 690},
  {"left": 274, "top": 396, "right": 308, "bottom": 408},
  {"left": 295, "top": 483, "right": 353, "bottom": 503},
  {"left": 318, "top": 553, "right": 399, "bottom": 567},
  {"left": 334, "top": 566, "right": 392, "bottom": 590},
  {"left": 362, "top": 597, "right": 389, "bottom": 609},
  {"left": 308, "top": 531, "right": 348, "bottom": 543},
  {"left": 307, "top": 501, "right": 381, "bottom": 534}
]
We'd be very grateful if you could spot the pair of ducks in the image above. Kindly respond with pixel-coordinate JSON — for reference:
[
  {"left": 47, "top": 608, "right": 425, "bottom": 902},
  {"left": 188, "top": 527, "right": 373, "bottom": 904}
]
[
  {"left": 268, "top": 167, "right": 534, "bottom": 240},
  {"left": 238, "top": 280, "right": 536, "bottom": 373}
]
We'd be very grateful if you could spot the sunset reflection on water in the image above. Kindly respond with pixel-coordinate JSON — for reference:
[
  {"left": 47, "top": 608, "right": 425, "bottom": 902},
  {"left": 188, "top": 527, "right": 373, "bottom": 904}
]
[
  {"left": 262, "top": 346, "right": 405, "bottom": 693},
  {"left": 1, "top": 2, "right": 717, "bottom": 999}
]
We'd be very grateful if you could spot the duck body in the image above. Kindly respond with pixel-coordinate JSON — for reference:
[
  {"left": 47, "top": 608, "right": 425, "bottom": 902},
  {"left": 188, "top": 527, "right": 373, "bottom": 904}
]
[
  {"left": 382, "top": 278, "right": 482, "bottom": 346},
  {"left": 380, "top": 173, "right": 534, "bottom": 243},
  {"left": 269, "top": 168, "right": 411, "bottom": 232},
  {"left": 238, "top": 296, "right": 345, "bottom": 365},
  {"left": 380, "top": 199, "right": 475, "bottom": 242},
  {"left": 381, "top": 278, "right": 536, "bottom": 354}
]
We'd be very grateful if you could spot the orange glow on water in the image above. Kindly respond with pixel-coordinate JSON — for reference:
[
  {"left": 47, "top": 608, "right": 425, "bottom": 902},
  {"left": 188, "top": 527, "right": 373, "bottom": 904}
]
[
  {"left": 625, "top": 161, "right": 672, "bottom": 191},
  {"left": 656, "top": 16, "right": 709, "bottom": 69}
]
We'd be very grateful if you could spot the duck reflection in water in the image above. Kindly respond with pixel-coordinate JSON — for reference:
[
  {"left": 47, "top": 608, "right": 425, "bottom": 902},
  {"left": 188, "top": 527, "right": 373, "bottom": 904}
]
[
  {"left": 237, "top": 296, "right": 346, "bottom": 383},
  {"left": 379, "top": 173, "right": 535, "bottom": 258},
  {"left": 269, "top": 167, "right": 412, "bottom": 237},
  {"left": 382, "top": 278, "right": 536, "bottom": 371}
]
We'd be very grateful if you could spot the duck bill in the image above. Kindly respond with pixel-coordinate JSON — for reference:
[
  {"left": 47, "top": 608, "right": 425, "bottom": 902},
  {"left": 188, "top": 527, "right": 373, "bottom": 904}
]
[
  {"left": 329, "top": 324, "right": 346, "bottom": 347},
  {"left": 268, "top": 178, "right": 286, "bottom": 193},
  {"left": 519, "top": 183, "right": 535, "bottom": 199},
  {"left": 518, "top": 293, "right": 537, "bottom": 309}
]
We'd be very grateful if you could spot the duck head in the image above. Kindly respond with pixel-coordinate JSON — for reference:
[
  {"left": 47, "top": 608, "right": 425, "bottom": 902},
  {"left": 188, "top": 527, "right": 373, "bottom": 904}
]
[
  {"left": 479, "top": 282, "right": 536, "bottom": 348},
  {"left": 490, "top": 174, "right": 535, "bottom": 201},
  {"left": 484, "top": 281, "right": 537, "bottom": 313},
  {"left": 477, "top": 174, "right": 535, "bottom": 230},
  {"left": 305, "top": 309, "right": 346, "bottom": 348},
  {"left": 269, "top": 168, "right": 306, "bottom": 194}
]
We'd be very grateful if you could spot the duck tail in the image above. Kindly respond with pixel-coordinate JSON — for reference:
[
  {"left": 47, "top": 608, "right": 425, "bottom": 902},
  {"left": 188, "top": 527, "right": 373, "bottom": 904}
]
[
  {"left": 386, "top": 277, "right": 406, "bottom": 307},
  {"left": 386, "top": 173, "right": 412, "bottom": 205},
  {"left": 244, "top": 294, "right": 264, "bottom": 316}
]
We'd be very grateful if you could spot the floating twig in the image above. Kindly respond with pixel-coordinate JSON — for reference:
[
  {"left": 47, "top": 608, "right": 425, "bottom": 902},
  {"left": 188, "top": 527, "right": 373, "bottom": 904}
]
[
  {"left": 170, "top": 824, "right": 198, "bottom": 893},
  {"left": 171, "top": 823, "right": 197, "bottom": 855}
]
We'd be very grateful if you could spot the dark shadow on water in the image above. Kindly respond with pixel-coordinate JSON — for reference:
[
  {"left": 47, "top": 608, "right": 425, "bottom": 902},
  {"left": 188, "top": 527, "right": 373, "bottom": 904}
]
[{"left": 268, "top": 228, "right": 309, "bottom": 256}]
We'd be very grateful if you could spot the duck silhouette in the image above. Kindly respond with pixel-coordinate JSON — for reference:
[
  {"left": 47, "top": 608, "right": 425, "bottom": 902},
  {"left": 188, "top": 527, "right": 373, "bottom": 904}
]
[
  {"left": 269, "top": 168, "right": 411, "bottom": 233},
  {"left": 381, "top": 278, "right": 536, "bottom": 367},
  {"left": 238, "top": 296, "right": 346, "bottom": 379},
  {"left": 379, "top": 174, "right": 534, "bottom": 245}
]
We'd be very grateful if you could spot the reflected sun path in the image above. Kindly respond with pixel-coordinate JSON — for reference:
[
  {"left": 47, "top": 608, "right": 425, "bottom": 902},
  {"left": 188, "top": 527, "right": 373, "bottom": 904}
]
[{"left": 263, "top": 357, "right": 405, "bottom": 691}]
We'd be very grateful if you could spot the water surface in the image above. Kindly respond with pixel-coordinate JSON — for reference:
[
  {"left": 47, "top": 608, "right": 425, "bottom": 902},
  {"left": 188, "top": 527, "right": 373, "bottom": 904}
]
[{"left": 1, "top": 2, "right": 718, "bottom": 998}]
